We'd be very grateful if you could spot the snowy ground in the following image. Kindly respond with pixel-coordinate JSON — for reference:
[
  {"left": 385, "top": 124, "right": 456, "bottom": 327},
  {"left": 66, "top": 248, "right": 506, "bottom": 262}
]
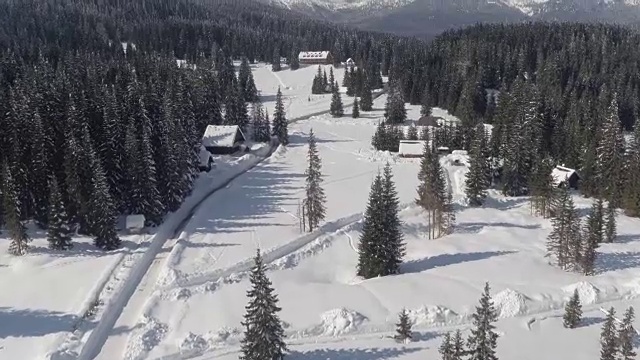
[{"left": 3, "top": 62, "right": 640, "bottom": 359}]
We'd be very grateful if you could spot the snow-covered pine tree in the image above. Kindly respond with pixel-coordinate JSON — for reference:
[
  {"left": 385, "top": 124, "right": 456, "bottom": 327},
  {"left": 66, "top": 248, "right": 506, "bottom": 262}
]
[
  {"left": 467, "top": 282, "right": 499, "bottom": 360},
  {"left": 252, "top": 100, "right": 270, "bottom": 142},
  {"left": 604, "top": 202, "right": 616, "bottom": 243},
  {"left": 419, "top": 126, "right": 430, "bottom": 142},
  {"left": 407, "top": 125, "right": 418, "bottom": 140},
  {"left": 394, "top": 309, "right": 412, "bottom": 343},
  {"left": 563, "top": 289, "right": 582, "bottom": 328},
  {"left": 384, "top": 82, "right": 406, "bottom": 124},
  {"left": 240, "top": 249, "right": 287, "bottom": 360},
  {"left": 289, "top": 48, "right": 300, "bottom": 71},
  {"left": 597, "top": 95, "right": 625, "bottom": 206},
  {"left": 546, "top": 185, "right": 581, "bottom": 271},
  {"left": 328, "top": 67, "right": 336, "bottom": 92},
  {"left": 356, "top": 171, "right": 385, "bottom": 279},
  {"left": 529, "top": 157, "right": 556, "bottom": 218},
  {"left": 272, "top": 87, "right": 288, "bottom": 146},
  {"left": 346, "top": 66, "right": 356, "bottom": 96},
  {"left": 381, "top": 162, "right": 405, "bottom": 275},
  {"left": 600, "top": 307, "right": 618, "bottom": 360},
  {"left": 451, "top": 330, "right": 465, "bottom": 360},
  {"left": 312, "top": 66, "right": 323, "bottom": 94},
  {"left": 360, "top": 81, "right": 373, "bottom": 111},
  {"left": 47, "top": 178, "right": 73, "bottom": 250},
  {"left": 238, "top": 57, "right": 258, "bottom": 103},
  {"left": 352, "top": 97, "right": 360, "bottom": 118},
  {"left": 582, "top": 198, "right": 603, "bottom": 275},
  {"left": 322, "top": 70, "right": 328, "bottom": 92},
  {"left": 304, "top": 129, "right": 326, "bottom": 232},
  {"left": 439, "top": 332, "right": 454, "bottom": 360},
  {"left": 2, "top": 162, "right": 30, "bottom": 255},
  {"left": 416, "top": 142, "right": 450, "bottom": 239},
  {"left": 623, "top": 117, "right": 640, "bottom": 216},
  {"left": 342, "top": 67, "right": 351, "bottom": 88},
  {"left": 86, "top": 135, "right": 121, "bottom": 250},
  {"left": 372, "top": 122, "right": 388, "bottom": 151},
  {"left": 618, "top": 307, "right": 636, "bottom": 360},
  {"left": 330, "top": 81, "right": 344, "bottom": 118},
  {"left": 465, "top": 125, "right": 490, "bottom": 207}
]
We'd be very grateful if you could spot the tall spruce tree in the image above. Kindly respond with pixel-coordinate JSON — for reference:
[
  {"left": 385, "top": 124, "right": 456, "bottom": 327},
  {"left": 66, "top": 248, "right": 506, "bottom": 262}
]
[
  {"left": 407, "top": 125, "right": 418, "bottom": 140},
  {"left": 465, "top": 125, "right": 490, "bottom": 206},
  {"left": 439, "top": 332, "right": 454, "bottom": 360},
  {"left": 2, "top": 162, "right": 30, "bottom": 256},
  {"left": 600, "top": 307, "right": 618, "bottom": 360},
  {"left": 467, "top": 282, "right": 499, "bottom": 360},
  {"left": 239, "top": 57, "right": 258, "bottom": 103},
  {"left": 360, "top": 81, "right": 373, "bottom": 112},
  {"left": 618, "top": 307, "right": 636, "bottom": 360},
  {"left": 271, "top": 48, "right": 282, "bottom": 72},
  {"left": 582, "top": 199, "right": 603, "bottom": 275},
  {"left": 382, "top": 162, "right": 405, "bottom": 275},
  {"left": 623, "top": 119, "right": 640, "bottom": 216},
  {"left": 304, "top": 129, "right": 326, "bottom": 232},
  {"left": 240, "top": 249, "right": 287, "bottom": 360},
  {"left": 529, "top": 157, "right": 556, "bottom": 218},
  {"left": 546, "top": 186, "right": 581, "bottom": 271},
  {"left": 384, "top": 82, "right": 406, "bottom": 124},
  {"left": 357, "top": 171, "right": 385, "bottom": 279},
  {"left": 330, "top": 81, "right": 344, "bottom": 117},
  {"left": 47, "top": 178, "right": 73, "bottom": 250},
  {"left": 394, "top": 309, "right": 412, "bottom": 343},
  {"left": 451, "top": 330, "right": 465, "bottom": 360},
  {"left": 272, "top": 87, "right": 288, "bottom": 146},
  {"left": 416, "top": 142, "right": 451, "bottom": 239},
  {"left": 352, "top": 97, "right": 360, "bottom": 118},
  {"left": 252, "top": 100, "right": 271, "bottom": 142},
  {"left": 597, "top": 96, "right": 625, "bottom": 205},
  {"left": 604, "top": 202, "right": 616, "bottom": 243},
  {"left": 563, "top": 289, "right": 582, "bottom": 328}
]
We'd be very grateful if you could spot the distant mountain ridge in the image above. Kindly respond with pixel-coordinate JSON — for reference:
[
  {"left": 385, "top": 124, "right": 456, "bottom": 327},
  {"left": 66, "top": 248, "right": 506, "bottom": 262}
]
[{"left": 261, "top": 0, "right": 640, "bottom": 38}]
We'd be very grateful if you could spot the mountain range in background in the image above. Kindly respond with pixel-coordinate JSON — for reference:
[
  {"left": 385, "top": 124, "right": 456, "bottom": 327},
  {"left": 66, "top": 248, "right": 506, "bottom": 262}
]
[{"left": 262, "top": 0, "right": 640, "bottom": 38}]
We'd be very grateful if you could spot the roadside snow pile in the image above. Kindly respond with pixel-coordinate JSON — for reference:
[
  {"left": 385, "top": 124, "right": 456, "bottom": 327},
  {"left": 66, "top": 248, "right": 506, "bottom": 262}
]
[
  {"left": 408, "top": 305, "right": 460, "bottom": 326},
  {"left": 271, "top": 144, "right": 287, "bottom": 160},
  {"left": 179, "top": 332, "right": 209, "bottom": 355},
  {"left": 492, "top": 288, "right": 531, "bottom": 318},
  {"left": 361, "top": 149, "right": 397, "bottom": 163},
  {"left": 562, "top": 282, "right": 601, "bottom": 305},
  {"left": 124, "top": 316, "right": 168, "bottom": 360},
  {"left": 305, "top": 308, "right": 368, "bottom": 337}
]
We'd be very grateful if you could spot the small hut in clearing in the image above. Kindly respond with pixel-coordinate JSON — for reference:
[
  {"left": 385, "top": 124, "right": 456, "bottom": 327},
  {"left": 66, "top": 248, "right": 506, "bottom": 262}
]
[
  {"left": 202, "top": 125, "right": 246, "bottom": 155},
  {"left": 551, "top": 165, "right": 580, "bottom": 189},
  {"left": 298, "top": 51, "right": 333, "bottom": 65}
]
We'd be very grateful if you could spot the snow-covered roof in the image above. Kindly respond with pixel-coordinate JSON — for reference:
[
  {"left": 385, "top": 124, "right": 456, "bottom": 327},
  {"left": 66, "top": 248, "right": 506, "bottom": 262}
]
[
  {"left": 176, "top": 59, "right": 196, "bottom": 70},
  {"left": 202, "top": 125, "right": 245, "bottom": 148},
  {"left": 125, "top": 214, "right": 145, "bottom": 230},
  {"left": 551, "top": 165, "right": 577, "bottom": 186},
  {"left": 298, "top": 51, "right": 330, "bottom": 60},
  {"left": 399, "top": 140, "right": 426, "bottom": 156}
]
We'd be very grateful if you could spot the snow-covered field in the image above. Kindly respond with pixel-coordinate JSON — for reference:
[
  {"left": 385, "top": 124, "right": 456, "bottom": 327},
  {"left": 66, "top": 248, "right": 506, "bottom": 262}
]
[{"left": 2, "top": 62, "right": 640, "bottom": 360}]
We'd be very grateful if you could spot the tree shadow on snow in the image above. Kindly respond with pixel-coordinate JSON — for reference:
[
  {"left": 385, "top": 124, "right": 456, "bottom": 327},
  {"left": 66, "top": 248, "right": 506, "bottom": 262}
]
[
  {"left": 199, "top": 165, "right": 305, "bottom": 234},
  {"left": 0, "top": 307, "right": 84, "bottom": 338},
  {"left": 289, "top": 346, "right": 423, "bottom": 359},
  {"left": 579, "top": 316, "right": 605, "bottom": 328},
  {"left": 596, "top": 251, "right": 640, "bottom": 273},
  {"left": 401, "top": 251, "right": 516, "bottom": 274},
  {"left": 455, "top": 222, "right": 540, "bottom": 234},
  {"left": 615, "top": 233, "right": 640, "bottom": 244},
  {"left": 287, "top": 132, "right": 351, "bottom": 148},
  {"left": 483, "top": 196, "right": 530, "bottom": 211},
  {"left": 29, "top": 239, "right": 138, "bottom": 258}
]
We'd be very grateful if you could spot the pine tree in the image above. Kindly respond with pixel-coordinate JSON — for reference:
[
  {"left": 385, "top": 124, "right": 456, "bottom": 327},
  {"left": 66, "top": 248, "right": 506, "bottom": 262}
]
[
  {"left": 352, "top": 97, "right": 360, "bottom": 118},
  {"left": 239, "top": 57, "right": 258, "bottom": 103},
  {"left": 618, "top": 307, "right": 636, "bottom": 360},
  {"left": 467, "top": 282, "right": 499, "bottom": 360},
  {"left": 312, "top": 66, "right": 323, "bottom": 94},
  {"left": 604, "top": 202, "right": 616, "bottom": 243},
  {"left": 384, "top": 82, "right": 406, "bottom": 124},
  {"left": 529, "top": 157, "right": 556, "bottom": 218},
  {"left": 2, "top": 162, "right": 30, "bottom": 256},
  {"left": 582, "top": 199, "right": 603, "bottom": 275},
  {"left": 304, "top": 129, "right": 326, "bottom": 232},
  {"left": 240, "top": 249, "right": 287, "bottom": 360},
  {"left": 330, "top": 81, "right": 344, "bottom": 117},
  {"left": 546, "top": 186, "right": 581, "bottom": 271},
  {"left": 407, "top": 125, "right": 418, "bottom": 140},
  {"left": 439, "top": 332, "right": 454, "bottom": 360},
  {"left": 563, "top": 289, "right": 582, "bottom": 328},
  {"left": 372, "top": 122, "right": 388, "bottom": 151},
  {"left": 47, "top": 178, "right": 73, "bottom": 250},
  {"left": 289, "top": 48, "right": 300, "bottom": 71},
  {"left": 252, "top": 100, "right": 271, "bottom": 142},
  {"left": 360, "top": 81, "right": 373, "bottom": 111},
  {"left": 394, "top": 309, "right": 412, "bottom": 343},
  {"left": 465, "top": 125, "right": 490, "bottom": 206},
  {"left": 328, "top": 67, "right": 336, "bottom": 92},
  {"left": 272, "top": 87, "right": 288, "bottom": 146},
  {"left": 623, "top": 118, "right": 640, "bottom": 216},
  {"left": 597, "top": 96, "right": 625, "bottom": 206},
  {"left": 600, "top": 307, "right": 618, "bottom": 360},
  {"left": 346, "top": 66, "right": 356, "bottom": 96},
  {"left": 381, "top": 162, "right": 405, "bottom": 275},
  {"left": 421, "top": 85, "right": 432, "bottom": 117},
  {"left": 451, "top": 330, "right": 465, "bottom": 360},
  {"left": 357, "top": 171, "right": 385, "bottom": 279}
]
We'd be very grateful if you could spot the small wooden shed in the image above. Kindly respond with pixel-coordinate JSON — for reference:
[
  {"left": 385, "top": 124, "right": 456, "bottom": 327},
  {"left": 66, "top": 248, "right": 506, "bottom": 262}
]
[
  {"left": 125, "top": 215, "right": 146, "bottom": 234},
  {"left": 202, "top": 125, "right": 247, "bottom": 155},
  {"left": 552, "top": 165, "right": 580, "bottom": 189}
]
